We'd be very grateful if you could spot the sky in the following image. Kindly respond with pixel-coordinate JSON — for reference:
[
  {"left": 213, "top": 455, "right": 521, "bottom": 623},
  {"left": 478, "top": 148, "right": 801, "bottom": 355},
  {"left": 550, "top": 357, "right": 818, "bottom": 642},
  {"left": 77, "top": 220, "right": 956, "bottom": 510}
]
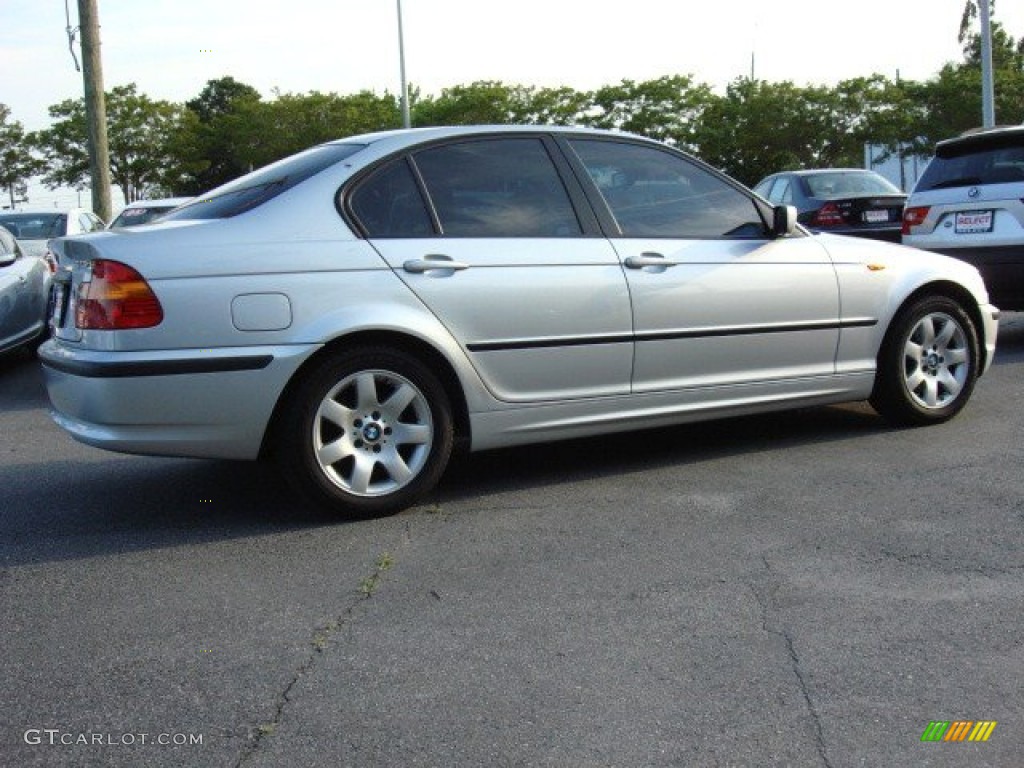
[{"left": 3, "top": 0, "right": 1023, "bottom": 208}]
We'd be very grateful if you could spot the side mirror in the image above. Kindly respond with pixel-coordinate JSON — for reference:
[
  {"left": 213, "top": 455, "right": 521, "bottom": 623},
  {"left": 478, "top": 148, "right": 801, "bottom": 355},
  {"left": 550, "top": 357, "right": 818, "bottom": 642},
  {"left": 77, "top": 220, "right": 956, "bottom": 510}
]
[
  {"left": 0, "top": 253, "right": 14, "bottom": 268},
  {"left": 771, "top": 205, "right": 798, "bottom": 238}
]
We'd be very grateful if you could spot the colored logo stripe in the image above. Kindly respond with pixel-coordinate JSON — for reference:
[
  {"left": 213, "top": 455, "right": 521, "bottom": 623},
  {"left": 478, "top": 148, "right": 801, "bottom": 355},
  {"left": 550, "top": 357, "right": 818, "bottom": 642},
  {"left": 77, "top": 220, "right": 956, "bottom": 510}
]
[
  {"left": 921, "top": 720, "right": 997, "bottom": 742},
  {"left": 969, "top": 721, "right": 997, "bottom": 742},
  {"left": 944, "top": 721, "right": 973, "bottom": 742}
]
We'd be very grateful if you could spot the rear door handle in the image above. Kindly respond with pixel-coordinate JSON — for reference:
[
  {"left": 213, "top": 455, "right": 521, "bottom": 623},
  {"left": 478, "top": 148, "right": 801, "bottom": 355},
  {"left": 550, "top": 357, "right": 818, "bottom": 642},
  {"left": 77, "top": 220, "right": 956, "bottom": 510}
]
[
  {"left": 403, "top": 255, "right": 469, "bottom": 274},
  {"left": 624, "top": 252, "right": 680, "bottom": 269}
]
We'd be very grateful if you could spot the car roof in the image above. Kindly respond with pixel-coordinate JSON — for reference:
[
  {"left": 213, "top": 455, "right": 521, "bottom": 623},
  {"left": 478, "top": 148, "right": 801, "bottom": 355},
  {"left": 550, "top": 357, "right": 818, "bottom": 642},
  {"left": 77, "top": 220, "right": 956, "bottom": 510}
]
[
  {"left": 935, "top": 125, "right": 1024, "bottom": 157},
  {"left": 326, "top": 124, "right": 646, "bottom": 148},
  {"left": 787, "top": 169, "right": 880, "bottom": 176}
]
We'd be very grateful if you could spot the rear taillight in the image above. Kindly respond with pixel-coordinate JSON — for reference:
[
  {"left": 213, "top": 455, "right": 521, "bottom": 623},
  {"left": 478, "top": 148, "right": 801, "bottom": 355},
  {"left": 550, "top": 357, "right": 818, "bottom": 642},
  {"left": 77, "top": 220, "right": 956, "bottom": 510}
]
[
  {"left": 902, "top": 206, "right": 930, "bottom": 236},
  {"left": 811, "top": 202, "right": 844, "bottom": 227},
  {"left": 75, "top": 259, "right": 163, "bottom": 330}
]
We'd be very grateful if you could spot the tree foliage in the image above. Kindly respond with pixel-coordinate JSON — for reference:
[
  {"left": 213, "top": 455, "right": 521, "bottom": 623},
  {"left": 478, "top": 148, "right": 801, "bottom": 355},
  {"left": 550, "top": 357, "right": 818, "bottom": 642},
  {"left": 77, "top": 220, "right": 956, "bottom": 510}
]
[
  {"left": 0, "top": 104, "right": 42, "bottom": 209},
  {"left": 33, "top": 84, "right": 187, "bottom": 202},
  {"left": 17, "top": 9, "right": 1024, "bottom": 204}
]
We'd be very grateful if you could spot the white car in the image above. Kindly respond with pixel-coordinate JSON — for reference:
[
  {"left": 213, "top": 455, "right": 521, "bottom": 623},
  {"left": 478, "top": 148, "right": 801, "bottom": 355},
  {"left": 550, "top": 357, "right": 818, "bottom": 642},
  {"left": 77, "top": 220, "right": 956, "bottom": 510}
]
[
  {"left": 0, "top": 208, "right": 105, "bottom": 260},
  {"left": 902, "top": 126, "right": 1024, "bottom": 309},
  {"left": 39, "top": 126, "right": 1000, "bottom": 518}
]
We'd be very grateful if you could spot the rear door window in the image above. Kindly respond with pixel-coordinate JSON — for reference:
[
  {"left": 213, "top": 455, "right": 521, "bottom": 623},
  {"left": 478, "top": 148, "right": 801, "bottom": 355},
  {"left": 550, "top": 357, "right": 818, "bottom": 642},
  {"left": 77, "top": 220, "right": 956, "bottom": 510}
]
[{"left": 413, "top": 138, "right": 583, "bottom": 237}]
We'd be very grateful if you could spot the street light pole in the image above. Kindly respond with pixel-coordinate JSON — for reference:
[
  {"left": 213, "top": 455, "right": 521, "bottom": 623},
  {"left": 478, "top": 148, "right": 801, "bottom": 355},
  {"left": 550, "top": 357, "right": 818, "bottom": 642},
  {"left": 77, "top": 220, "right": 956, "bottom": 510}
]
[
  {"left": 980, "top": 0, "right": 996, "bottom": 127},
  {"left": 397, "top": 0, "right": 410, "bottom": 129}
]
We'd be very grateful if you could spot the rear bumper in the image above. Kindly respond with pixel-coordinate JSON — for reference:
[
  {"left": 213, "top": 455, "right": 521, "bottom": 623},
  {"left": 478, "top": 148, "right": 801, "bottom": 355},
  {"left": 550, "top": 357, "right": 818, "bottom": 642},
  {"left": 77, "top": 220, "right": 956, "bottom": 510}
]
[
  {"left": 904, "top": 243, "right": 1024, "bottom": 309},
  {"left": 39, "top": 340, "right": 317, "bottom": 459}
]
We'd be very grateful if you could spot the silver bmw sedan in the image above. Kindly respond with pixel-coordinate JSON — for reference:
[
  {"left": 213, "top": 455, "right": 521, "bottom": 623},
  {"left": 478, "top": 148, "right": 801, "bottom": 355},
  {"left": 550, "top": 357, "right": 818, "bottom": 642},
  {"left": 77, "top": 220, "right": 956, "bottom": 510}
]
[{"left": 40, "top": 126, "right": 999, "bottom": 518}]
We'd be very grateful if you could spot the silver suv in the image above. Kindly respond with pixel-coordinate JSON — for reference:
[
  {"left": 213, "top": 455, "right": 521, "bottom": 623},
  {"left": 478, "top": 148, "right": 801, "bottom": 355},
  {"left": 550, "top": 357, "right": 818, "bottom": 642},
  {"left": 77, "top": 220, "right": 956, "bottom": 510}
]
[{"left": 902, "top": 126, "right": 1024, "bottom": 309}]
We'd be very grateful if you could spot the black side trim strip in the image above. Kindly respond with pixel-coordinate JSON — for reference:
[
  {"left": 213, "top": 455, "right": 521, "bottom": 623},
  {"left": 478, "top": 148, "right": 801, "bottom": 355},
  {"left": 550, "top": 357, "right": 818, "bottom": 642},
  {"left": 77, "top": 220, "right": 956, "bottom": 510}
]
[
  {"left": 636, "top": 319, "right": 876, "bottom": 342},
  {"left": 40, "top": 354, "right": 274, "bottom": 379},
  {"left": 468, "top": 334, "right": 633, "bottom": 352},
  {"left": 466, "top": 319, "right": 877, "bottom": 352}
]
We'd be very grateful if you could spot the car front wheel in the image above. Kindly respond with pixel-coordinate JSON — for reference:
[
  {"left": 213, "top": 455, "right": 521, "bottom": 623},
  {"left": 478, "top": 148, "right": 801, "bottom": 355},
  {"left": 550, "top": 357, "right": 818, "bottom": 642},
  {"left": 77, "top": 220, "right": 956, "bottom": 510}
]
[
  {"left": 870, "top": 296, "right": 979, "bottom": 427},
  {"left": 277, "top": 347, "right": 454, "bottom": 518}
]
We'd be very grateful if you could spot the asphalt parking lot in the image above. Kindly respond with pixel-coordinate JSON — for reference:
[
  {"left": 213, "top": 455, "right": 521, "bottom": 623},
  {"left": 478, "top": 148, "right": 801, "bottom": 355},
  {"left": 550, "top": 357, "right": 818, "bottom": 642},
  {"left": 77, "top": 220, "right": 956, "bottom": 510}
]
[{"left": 2, "top": 313, "right": 1023, "bottom": 768}]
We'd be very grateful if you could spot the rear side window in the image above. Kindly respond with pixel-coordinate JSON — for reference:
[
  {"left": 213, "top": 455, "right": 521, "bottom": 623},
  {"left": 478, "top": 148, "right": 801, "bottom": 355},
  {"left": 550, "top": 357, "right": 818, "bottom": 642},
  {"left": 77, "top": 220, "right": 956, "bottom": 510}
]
[
  {"left": 917, "top": 135, "right": 1024, "bottom": 191},
  {"left": 349, "top": 159, "right": 433, "bottom": 237},
  {"left": 570, "top": 139, "right": 766, "bottom": 239},
  {"left": 163, "top": 143, "right": 364, "bottom": 221},
  {"left": 765, "top": 178, "right": 793, "bottom": 204},
  {"left": 413, "top": 138, "right": 583, "bottom": 237}
]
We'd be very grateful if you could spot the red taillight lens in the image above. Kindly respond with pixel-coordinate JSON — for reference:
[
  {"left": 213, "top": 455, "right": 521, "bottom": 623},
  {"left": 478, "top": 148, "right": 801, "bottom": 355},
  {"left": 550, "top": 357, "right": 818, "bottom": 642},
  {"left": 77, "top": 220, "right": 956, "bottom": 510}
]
[
  {"left": 811, "top": 202, "right": 844, "bottom": 227},
  {"left": 75, "top": 259, "right": 163, "bottom": 329},
  {"left": 902, "top": 206, "right": 930, "bottom": 236}
]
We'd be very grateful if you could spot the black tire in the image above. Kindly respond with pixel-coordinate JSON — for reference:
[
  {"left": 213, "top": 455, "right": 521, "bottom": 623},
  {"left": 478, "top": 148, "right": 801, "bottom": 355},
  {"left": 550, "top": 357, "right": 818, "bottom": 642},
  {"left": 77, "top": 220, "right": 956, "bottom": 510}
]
[
  {"left": 870, "top": 295, "right": 979, "bottom": 427},
  {"left": 277, "top": 347, "right": 454, "bottom": 519}
]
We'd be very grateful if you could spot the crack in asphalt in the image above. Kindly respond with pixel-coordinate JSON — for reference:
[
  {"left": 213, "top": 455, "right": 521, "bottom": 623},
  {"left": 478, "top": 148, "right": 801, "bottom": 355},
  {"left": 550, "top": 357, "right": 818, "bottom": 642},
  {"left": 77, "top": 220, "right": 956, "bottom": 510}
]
[
  {"left": 232, "top": 520, "right": 413, "bottom": 767},
  {"left": 752, "top": 555, "right": 834, "bottom": 768},
  {"left": 877, "top": 549, "right": 1024, "bottom": 577}
]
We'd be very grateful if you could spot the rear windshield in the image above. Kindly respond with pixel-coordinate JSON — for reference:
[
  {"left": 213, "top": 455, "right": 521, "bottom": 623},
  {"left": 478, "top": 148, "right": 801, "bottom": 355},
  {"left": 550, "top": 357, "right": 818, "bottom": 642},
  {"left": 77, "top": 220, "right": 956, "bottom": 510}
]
[
  {"left": 109, "top": 206, "right": 178, "bottom": 228},
  {"left": 916, "top": 134, "right": 1024, "bottom": 191},
  {"left": 804, "top": 172, "right": 900, "bottom": 199},
  {"left": 0, "top": 213, "right": 66, "bottom": 239},
  {"left": 162, "top": 143, "right": 364, "bottom": 221}
]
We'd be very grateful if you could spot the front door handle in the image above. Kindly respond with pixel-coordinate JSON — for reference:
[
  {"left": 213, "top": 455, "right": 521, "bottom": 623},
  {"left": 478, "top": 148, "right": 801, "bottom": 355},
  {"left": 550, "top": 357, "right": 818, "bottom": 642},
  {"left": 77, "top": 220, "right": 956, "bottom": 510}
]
[
  {"left": 403, "top": 255, "right": 470, "bottom": 274},
  {"left": 624, "top": 252, "right": 680, "bottom": 269}
]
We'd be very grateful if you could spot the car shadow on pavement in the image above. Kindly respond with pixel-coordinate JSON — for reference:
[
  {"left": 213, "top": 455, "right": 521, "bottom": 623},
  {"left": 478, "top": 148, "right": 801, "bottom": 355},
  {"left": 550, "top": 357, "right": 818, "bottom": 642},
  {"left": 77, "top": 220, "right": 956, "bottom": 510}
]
[
  {"left": 0, "top": 350, "right": 49, "bottom": 412},
  {"left": 0, "top": 457, "right": 338, "bottom": 568},
  {"left": 5, "top": 314, "right": 1019, "bottom": 568},
  {"left": 993, "top": 310, "right": 1024, "bottom": 365},
  {"left": 435, "top": 401, "right": 888, "bottom": 507}
]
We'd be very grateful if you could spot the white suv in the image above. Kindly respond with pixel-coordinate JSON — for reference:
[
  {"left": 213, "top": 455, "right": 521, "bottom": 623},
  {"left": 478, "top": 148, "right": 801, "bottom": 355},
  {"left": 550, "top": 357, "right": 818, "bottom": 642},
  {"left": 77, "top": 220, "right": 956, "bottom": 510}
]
[{"left": 902, "top": 126, "right": 1024, "bottom": 309}]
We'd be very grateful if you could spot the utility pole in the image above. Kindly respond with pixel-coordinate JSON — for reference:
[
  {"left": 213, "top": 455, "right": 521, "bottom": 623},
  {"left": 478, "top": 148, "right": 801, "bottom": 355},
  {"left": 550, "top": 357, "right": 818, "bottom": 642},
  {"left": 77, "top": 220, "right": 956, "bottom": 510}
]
[
  {"left": 78, "top": 0, "right": 112, "bottom": 221},
  {"left": 397, "top": 0, "right": 410, "bottom": 129},
  {"left": 980, "top": 0, "right": 996, "bottom": 127}
]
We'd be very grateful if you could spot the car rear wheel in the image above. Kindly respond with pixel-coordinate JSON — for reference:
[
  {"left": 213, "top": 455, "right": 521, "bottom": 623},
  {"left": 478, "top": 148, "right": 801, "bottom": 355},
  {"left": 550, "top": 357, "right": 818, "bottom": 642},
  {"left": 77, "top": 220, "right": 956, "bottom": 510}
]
[
  {"left": 870, "top": 296, "right": 979, "bottom": 427},
  {"left": 277, "top": 347, "right": 454, "bottom": 518}
]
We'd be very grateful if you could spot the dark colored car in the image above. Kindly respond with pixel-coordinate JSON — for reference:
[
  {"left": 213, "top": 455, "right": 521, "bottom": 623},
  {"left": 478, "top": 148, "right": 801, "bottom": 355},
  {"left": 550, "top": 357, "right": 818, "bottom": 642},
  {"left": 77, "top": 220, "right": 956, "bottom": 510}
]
[{"left": 753, "top": 169, "right": 906, "bottom": 242}]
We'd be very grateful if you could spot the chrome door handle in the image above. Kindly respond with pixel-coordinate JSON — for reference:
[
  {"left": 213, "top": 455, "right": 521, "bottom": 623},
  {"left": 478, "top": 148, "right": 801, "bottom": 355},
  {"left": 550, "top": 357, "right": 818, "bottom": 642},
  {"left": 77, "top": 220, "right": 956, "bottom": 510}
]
[
  {"left": 624, "top": 252, "right": 680, "bottom": 269},
  {"left": 403, "top": 255, "right": 469, "bottom": 273}
]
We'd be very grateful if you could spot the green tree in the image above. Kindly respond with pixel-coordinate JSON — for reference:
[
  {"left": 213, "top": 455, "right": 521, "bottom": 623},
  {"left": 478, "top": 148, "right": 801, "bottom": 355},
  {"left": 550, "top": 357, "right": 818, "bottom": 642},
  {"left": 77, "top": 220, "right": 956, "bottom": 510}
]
[
  {"left": 185, "top": 75, "right": 262, "bottom": 123},
  {"left": 413, "top": 81, "right": 590, "bottom": 127},
  {"left": 0, "top": 105, "right": 42, "bottom": 210},
  {"left": 413, "top": 81, "right": 532, "bottom": 125},
  {"left": 178, "top": 77, "right": 263, "bottom": 193},
  {"left": 34, "top": 84, "right": 187, "bottom": 204},
  {"left": 695, "top": 79, "right": 823, "bottom": 185},
  {"left": 178, "top": 89, "right": 400, "bottom": 191},
  {"left": 584, "top": 75, "right": 714, "bottom": 150}
]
